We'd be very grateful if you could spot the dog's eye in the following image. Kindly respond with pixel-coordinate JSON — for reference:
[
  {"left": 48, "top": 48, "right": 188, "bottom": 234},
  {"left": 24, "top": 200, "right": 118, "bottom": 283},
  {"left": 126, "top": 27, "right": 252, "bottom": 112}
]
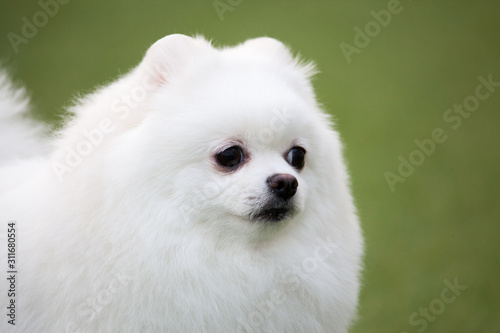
[
  {"left": 216, "top": 146, "right": 244, "bottom": 168},
  {"left": 286, "top": 147, "right": 306, "bottom": 170}
]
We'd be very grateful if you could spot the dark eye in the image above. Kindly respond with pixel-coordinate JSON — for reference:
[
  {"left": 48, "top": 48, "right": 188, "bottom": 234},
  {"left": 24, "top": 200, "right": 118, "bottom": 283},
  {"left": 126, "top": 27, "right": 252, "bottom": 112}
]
[
  {"left": 216, "top": 146, "right": 244, "bottom": 168},
  {"left": 286, "top": 147, "right": 306, "bottom": 170}
]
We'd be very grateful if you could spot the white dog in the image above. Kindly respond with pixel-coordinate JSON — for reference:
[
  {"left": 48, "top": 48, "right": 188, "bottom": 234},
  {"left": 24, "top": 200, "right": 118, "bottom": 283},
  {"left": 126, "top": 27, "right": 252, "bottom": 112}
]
[{"left": 0, "top": 35, "right": 363, "bottom": 332}]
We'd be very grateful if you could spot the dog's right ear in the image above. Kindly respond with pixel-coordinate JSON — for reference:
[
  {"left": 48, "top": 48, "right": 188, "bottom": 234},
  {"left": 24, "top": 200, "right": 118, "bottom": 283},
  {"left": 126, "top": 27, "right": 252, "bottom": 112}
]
[{"left": 138, "top": 34, "right": 209, "bottom": 87}]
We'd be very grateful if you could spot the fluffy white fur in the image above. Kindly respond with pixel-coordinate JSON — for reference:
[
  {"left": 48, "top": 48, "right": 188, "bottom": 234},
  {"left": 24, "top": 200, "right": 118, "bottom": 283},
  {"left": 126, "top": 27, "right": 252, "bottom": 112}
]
[
  {"left": 0, "top": 35, "right": 363, "bottom": 332},
  {"left": 0, "top": 72, "right": 48, "bottom": 165}
]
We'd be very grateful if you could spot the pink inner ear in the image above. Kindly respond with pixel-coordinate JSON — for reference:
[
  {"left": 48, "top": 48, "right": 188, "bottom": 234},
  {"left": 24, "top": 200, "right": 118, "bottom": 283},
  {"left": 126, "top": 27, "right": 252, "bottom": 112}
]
[
  {"left": 153, "top": 64, "right": 168, "bottom": 86},
  {"left": 139, "top": 61, "right": 169, "bottom": 89}
]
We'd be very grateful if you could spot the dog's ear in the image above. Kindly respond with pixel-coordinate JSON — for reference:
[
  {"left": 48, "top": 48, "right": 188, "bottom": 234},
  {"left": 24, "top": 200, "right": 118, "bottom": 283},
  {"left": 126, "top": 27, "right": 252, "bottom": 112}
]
[
  {"left": 242, "top": 37, "right": 316, "bottom": 77},
  {"left": 139, "top": 34, "right": 209, "bottom": 86},
  {"left": 241, "top": 37, "right": 294, "bottom": 61},
  {"left": 241, "top": 37, "right": 317, "bottom": 102}
]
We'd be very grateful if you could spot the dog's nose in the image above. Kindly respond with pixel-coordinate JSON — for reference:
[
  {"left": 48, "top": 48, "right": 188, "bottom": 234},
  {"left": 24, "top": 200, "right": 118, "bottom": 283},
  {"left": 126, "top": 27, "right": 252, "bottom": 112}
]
[{"left": 267, "top": 174, "right": 298, "bottom": 200}]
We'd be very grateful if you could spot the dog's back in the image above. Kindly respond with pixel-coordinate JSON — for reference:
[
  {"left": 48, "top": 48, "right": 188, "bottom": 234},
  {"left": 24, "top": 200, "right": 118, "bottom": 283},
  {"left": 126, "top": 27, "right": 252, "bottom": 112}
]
[{"left": 0, "top": 71, "right": 49, "bottom": 166}]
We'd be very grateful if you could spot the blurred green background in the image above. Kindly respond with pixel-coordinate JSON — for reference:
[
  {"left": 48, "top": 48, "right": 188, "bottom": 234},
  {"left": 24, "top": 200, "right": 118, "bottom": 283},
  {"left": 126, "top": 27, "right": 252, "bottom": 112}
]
[{"left": 1, "top": 1, "right": 499, "bottom": 332}]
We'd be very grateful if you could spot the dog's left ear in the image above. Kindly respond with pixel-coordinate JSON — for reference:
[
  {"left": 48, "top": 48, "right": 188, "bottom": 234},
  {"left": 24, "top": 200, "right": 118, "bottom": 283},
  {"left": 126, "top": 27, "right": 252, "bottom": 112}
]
[
  {"left": 242, "top": 37, "right": 318, "bottom": 102},
  {"left": 242, "top": 36, "right": 317, "bottom": 78},
  {"left": 241, "top": 37, "right": 296, "bottom": 63},
  {"left": 139, "top": 34, "right": 210, "bottom": 86},
  {"left": 243, "top": 37, "right": 288, "bottom": 51}
]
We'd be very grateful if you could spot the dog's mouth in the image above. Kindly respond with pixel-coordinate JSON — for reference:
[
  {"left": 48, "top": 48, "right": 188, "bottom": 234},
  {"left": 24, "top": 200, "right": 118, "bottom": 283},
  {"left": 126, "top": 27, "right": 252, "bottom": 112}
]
[
  {"left": 250, "top": 201, "right": 295, "bottom": 223},
  {"left": 254, "top": 208, "right": 292, "bottom": 222}
]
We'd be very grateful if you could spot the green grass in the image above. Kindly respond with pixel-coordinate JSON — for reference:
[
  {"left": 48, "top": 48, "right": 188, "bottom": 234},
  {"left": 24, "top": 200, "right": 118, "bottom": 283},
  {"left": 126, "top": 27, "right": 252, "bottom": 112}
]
[{"left": 1, "top": 1, "right": 499, "bottom": 331}]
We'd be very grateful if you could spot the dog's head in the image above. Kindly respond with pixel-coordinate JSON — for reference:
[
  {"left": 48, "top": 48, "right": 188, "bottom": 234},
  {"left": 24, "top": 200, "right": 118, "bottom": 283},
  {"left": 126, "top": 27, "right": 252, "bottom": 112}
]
[{"left": 110, "top": 35, "right": 350, "bottom": 242}]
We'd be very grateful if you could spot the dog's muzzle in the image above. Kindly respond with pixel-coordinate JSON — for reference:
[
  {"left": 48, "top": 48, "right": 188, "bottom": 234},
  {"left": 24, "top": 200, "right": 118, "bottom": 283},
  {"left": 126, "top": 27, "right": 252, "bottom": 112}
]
[{"left": 251, "top": 173, "right": 298, "bottom": 223}]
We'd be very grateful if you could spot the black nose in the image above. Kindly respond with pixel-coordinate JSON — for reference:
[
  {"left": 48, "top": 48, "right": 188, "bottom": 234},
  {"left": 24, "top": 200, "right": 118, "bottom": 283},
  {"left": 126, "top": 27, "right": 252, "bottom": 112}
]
[{"left": 267, "top": 174, "right": 298, "bottom": 200}]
